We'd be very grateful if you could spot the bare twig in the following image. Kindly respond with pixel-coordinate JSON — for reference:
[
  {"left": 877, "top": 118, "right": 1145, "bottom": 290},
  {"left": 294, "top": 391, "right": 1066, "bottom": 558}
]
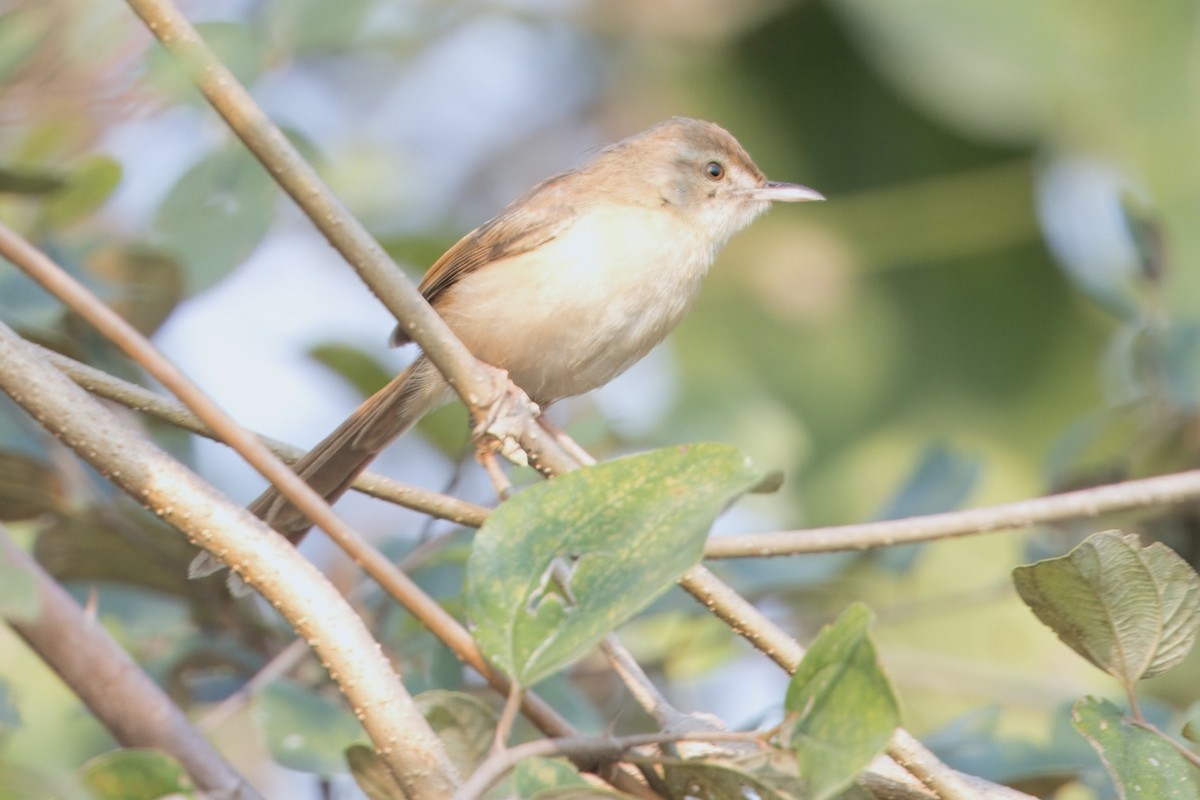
[
  {"left": 705, "top": 470, "right": 1200, "bottom": 558},
  {"left": 0, "top": 524, "right": 263, "bottom": 800},
  {"left": 601, "top": 635, "right": 679, "bottom": 728},
  {"left": 0, "top": 329, "right": 458, "bottom": 798},
  {"left": 493, "top": 685, "right": 526, "bottom": 753}
]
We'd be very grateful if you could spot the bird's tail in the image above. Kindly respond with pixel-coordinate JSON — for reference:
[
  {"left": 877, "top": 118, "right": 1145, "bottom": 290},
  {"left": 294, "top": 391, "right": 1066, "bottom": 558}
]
[{"left": 189, "top": 357, "right": 447, "bottom": 581}]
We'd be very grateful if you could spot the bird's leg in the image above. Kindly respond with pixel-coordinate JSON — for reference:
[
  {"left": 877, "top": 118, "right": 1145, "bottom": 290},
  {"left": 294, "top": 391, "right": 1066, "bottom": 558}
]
[{"left": 467, "top": 363, "right": 540, "bottom": 498}]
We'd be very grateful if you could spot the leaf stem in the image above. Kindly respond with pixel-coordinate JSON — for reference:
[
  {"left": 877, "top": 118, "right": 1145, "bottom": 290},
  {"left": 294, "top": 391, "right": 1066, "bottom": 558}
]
[{"left": 1129, "top": 715, "right": 1200, "bottom": 770}]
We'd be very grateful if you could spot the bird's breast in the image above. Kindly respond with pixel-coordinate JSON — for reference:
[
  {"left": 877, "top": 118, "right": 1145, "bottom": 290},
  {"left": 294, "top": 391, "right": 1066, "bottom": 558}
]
[{"left": 434, "top": 204, "right": 715, "bottom": 404}]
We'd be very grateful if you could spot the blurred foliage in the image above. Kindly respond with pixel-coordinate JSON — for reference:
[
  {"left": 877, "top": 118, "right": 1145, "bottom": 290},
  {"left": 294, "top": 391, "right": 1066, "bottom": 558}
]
[{"left": 1, "top": 0, "right": 1200, "bottom": 797}]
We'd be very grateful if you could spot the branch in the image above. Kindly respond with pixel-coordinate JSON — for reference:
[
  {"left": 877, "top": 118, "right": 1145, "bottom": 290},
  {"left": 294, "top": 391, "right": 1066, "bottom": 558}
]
[
  {"left": 47, "top": 336, "right": 1200, "bottom": 567},
  {"left": 19, "top": 346, "right": 647, "bottom": 793},
  {"left": 704, "top": 469, "right": 1200, "bottom": 558},
  {"left": 0, "top": 325, "right": 459, "bottom": 798},
  {"left": 122, "top": 0, "right": 579, "bottom": 478},
  {"left": 37, "top": 343, "right": 489, "bottom": 528},
  {"left": 0, "top": 524, "right": 262, "bottom": 800}
]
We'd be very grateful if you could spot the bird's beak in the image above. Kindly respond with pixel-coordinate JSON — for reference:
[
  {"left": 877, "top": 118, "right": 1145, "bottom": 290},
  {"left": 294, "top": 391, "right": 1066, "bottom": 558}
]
[{"left": 748, "top": 181, "right": 825, "bottom": 203}]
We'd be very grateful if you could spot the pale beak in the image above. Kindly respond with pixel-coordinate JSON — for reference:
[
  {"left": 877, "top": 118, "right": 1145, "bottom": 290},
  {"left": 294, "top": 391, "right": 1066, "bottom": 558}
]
[{"left": 748, "top": 181, "right": 825, "bottom": 203}]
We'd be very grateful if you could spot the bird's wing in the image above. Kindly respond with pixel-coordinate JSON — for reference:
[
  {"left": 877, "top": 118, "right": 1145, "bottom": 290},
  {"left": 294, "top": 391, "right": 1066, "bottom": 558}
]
[{"left": 391, "top": 180, "right": 578, "bottom": 347}]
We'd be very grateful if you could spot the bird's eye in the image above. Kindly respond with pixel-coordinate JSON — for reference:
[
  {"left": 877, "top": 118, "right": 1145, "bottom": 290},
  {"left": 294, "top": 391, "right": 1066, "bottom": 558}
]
[{"left": 704, "top": 161, "right": 724, "bottom": 180}]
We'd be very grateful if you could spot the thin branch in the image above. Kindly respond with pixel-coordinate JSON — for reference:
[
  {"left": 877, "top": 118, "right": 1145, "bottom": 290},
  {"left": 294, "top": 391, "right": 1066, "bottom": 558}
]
[
  {"left": 704, "top": 469, "right": 1200, "bottom": 558},
  {"left": 198, "top": 638, "right": 310, "bottom": 733},
  {"left": 601, "top": 634, "right": 679, "bottom": 729},
  {"left": 0, "top": 325, "right": 459, "bottom": 799},
  {"left": 37, "top": 343, "right": 489, "bottom": 528},
  {"left": 0, "top": 524, "right": 263, "bottom": 800},
  {"left": 121, "top": 0, "right": 580, "bottom": 478},
  {"left": 493, "top": 685, "right": 526, "bottom": 752}
]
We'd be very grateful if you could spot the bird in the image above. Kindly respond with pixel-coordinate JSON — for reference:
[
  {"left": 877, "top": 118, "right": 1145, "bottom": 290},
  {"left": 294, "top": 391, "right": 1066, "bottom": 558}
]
[{"left": 190, "top": 116, "right": 823, "bottom": 579}]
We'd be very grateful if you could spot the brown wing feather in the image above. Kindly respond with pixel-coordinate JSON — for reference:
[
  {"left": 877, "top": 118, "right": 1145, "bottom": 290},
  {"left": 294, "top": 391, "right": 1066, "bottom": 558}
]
[{"left": 391, "top": 178, "right": 578, "bottom": 347}]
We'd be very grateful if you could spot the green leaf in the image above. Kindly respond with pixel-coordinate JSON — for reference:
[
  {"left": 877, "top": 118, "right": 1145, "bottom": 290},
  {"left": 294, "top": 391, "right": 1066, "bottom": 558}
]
[
  {"left": 1163, "top": 322, "right": 1200, "bottom": 410},
  {"left": 85, "top": 245, "right": 185, "bottom": 336},
  {"left": 0, "top": 541, "right": 38, "bottom": 619},
  {"left": 307, "top": 342, "right": 393, "bottom": 398},
  {"left": 783, "top": 603, "right": 900, "bottom": 800},
  {"left": 1183, "top": 702, "right": 1200, "bottom": 744},
  {"left": 0, "top": 678, "right": 20, "bottom": 732},
  {"left": 466, "top": 443, "right": 771, "bottom": 686},
  {"left": 0, "top": 164, "right": 66, "bottom": 195},
  {"left": 151, "top": 146, "right": 278, "bottom": 294},
  {"left": 1072, "top": 696, "right": 1200, "bottom": 799},
  {"left": 346, "top": 745, "right": 407, "bottom": 800},
  {"left": 1012, "top": 530, "right": 1200, "bottom": 688},
  {"left": 0, "top": 451, "right": 60, "bottom": 521},
  {"left": 877, "top": 442, "right": 980, "bottom": 521},
  {"left": 661, "top": 752, "right": 807, "bottom": 800},
  {"left": 145, "top": 22, "right": 265, "bottom": 103},
  {"left": 39, "top": 155, "right": 122, "bottom": 229},
  {"left": 873, "top": 442, "right": 981, "bottom": 572},
  {"left": 512, "top": 757, "right": 592, "bottom": 797},
  {"left": 79, "top": 749, "right": 193, "bottom": 799},
  {"left": 414, "top": 690, "right": 497, "bottom": 777},
  {"left": 275, "top": 0, "right": 374, "bottom": 53},
  {"left": 255, "top": 679, "right": 367, "bottom": 775}
]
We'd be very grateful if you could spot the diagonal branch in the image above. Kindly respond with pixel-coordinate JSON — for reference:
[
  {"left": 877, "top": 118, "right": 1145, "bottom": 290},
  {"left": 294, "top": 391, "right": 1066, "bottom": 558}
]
[
  {"left": 0, "top": 323, "right": 459, "bottom": 798},
  {"left": 0, "top": 524, "right": 263, "bottom": 800},
  {"left": 0, "top": 231, "right": 633, "bottom": 791},
  {"left": 122, "top": 0, "right": 579, "bottom": 478}
]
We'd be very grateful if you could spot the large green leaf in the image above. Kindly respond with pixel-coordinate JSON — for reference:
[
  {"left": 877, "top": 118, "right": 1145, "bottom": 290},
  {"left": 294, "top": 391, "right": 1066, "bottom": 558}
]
[
  {"left": 466, "top": 443, "right": 772, "bottom": 687},
  {"left": 414, "top": 690, "right": 497, "bottom": 777},
  {"left": 1013, "top": 530, "right": 1200, "bottom": 688},
  {"left": 151, "top": 146, "right": 278, "bottom": 294},
  {"left": 307, "top": 341, "right": 393, "bottom": 398},
  {"left": 255, "top": 679, "right": 366, "bottom": 775},
  {"left": 783, "top": 603, "right": 899, "bottom": 800},
  {"left": 346, "top": 745, "right": 407, "bottom": 800},
  {"left": 79, "top": 749, "right": 192, "bottom": 800},
  {"left": 512, "top": 757, "right": 593, "bottom": 797},
  {"left": 39, "top": 155, "right": 122, "bottom": 230},
  {"left": 662, "top": 753, "right": 805, "bottom": 800},
  {"left": 1072, "top": 696, "right": 1200, "bottom": 799},
  {"left": 145, "top": 22, "right": 266, "bottom": 103}
]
